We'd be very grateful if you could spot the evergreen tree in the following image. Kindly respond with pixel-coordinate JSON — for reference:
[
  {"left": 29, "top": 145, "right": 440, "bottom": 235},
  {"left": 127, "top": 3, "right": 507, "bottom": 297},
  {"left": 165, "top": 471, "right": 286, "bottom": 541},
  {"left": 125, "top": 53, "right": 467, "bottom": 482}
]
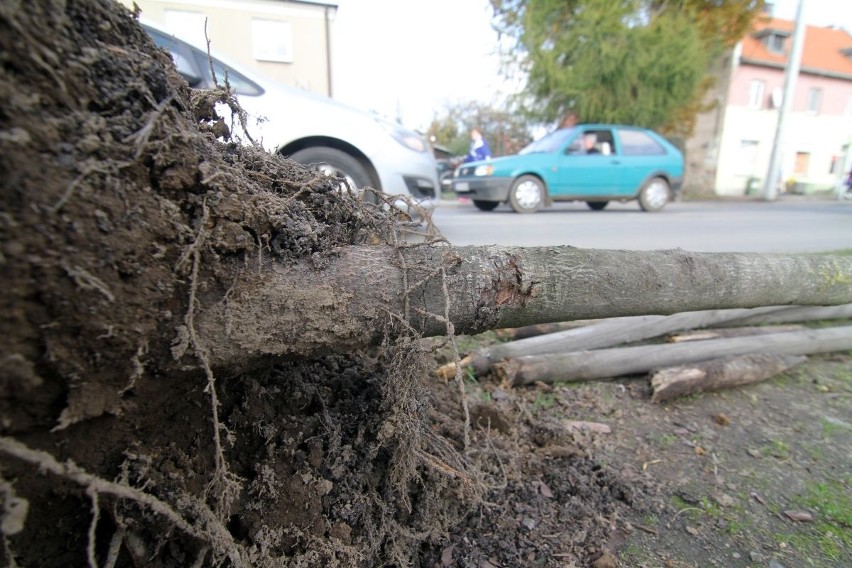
[{"left": 490, "top": 0, "right": 766, "bottom": 135}]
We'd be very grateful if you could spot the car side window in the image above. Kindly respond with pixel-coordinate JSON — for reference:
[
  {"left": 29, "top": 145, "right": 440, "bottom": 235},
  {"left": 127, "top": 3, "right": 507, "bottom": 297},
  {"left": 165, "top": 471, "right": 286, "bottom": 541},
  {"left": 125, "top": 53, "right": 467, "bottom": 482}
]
[
  {"left": 197, "top": 54, "right": 265, "bottom": 97},
  {"left": 145, "top": 26, "right": 203, "bottom": 87},
  {"left": 568, "top": 129, "right": 614, "bottom": 155},
  {"left": 566, "top": 137, "right": 583, "bottom": 154},
  {"left": 618, "top": 129, "right": 666, "bottom": 156},
  {"left": 144, "top": 25, "right": 264, "bottom": 97}
]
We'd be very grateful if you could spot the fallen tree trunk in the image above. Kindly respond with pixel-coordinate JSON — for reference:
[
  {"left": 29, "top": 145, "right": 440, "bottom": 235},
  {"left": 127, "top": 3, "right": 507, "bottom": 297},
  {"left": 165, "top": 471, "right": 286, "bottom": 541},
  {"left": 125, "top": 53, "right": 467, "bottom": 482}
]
[
  {"left": 496, "top": 325, "right": 852, "bottom": 385},
  {"left": 649, "top": 354, "right": 807, "bottom": 402},
  {"left": 196, "top": 246, "right": 852, "bottom": 365},
  {"left": 202, "top": 247, "right": 852, "bottom": 370}
]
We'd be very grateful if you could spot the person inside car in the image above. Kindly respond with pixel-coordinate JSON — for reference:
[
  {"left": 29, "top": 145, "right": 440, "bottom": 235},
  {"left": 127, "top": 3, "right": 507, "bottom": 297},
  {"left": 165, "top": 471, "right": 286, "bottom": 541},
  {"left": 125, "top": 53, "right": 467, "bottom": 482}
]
[{"left": 583, "top": 132, "right": 600, "bottom": 154}]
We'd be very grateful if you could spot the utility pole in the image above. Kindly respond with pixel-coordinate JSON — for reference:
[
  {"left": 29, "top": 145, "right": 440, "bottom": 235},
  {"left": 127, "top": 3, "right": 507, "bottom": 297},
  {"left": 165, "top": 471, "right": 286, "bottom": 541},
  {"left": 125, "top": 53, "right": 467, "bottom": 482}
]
[{"left": 763, "top": 0, "right": 807, "bottom": 201}]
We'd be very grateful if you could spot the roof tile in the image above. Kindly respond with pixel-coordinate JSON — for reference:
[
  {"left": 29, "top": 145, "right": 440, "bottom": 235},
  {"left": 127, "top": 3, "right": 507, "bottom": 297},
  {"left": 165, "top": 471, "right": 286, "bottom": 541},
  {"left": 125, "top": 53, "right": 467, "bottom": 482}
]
[{"left": 741, "top": 17, "right": 852, "bottom": 78}]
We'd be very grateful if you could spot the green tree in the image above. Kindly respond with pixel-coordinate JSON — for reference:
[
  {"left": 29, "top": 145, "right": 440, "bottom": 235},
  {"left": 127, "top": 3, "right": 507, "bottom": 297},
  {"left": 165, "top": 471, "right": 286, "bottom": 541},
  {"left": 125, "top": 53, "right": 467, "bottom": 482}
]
[
  {"left": 491, "top": 0, "right": 765, "bottom": 135},
  {"left": 426, "top": 100, "right": 534, "bottom": 158}
]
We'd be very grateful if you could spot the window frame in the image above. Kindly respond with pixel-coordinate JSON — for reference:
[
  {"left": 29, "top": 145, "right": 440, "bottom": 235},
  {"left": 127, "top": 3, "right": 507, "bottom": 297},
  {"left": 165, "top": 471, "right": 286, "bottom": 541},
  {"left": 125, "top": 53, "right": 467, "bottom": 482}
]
[
  {"left": 807, "top": 87, "right": 822, "bottom": 114},
  {"left": 251, "top": 19, "right": 295, "bottom": 64},
  {"left": 747, "top": 79, "right": 765, "bottom": 109}
]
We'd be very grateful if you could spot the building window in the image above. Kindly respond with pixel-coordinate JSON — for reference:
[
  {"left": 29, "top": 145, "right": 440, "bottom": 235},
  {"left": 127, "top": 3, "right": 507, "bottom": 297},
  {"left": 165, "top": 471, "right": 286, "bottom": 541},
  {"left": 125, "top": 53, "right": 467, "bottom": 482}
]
[
  {"left": 251, "top": 19, "right": 294, "bottom": 63},
  {"left": 794, "top": 152, "right": 810, "bottom": 175},
  {"left": 766, "top": 33, "right": 786, "bottom": 54},
  {"left": 747, "top": 80, "right": 765, "bottom": 109},
  {"left": 807, "top": 88, "right": 822, "bottom": 113}
]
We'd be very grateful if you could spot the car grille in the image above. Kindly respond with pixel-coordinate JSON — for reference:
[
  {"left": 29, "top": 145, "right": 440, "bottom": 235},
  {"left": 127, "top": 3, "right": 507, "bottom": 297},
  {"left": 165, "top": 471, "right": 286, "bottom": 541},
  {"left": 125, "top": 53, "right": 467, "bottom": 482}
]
[{"left": 403, "top": 176, "right": 436, "bottom": 199}]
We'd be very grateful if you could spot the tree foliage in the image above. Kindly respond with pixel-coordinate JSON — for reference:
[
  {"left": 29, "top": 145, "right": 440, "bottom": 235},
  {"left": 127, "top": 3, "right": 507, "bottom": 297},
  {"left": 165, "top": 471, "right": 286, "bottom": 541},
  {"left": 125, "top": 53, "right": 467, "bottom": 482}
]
[
  {"left": 426, "top": 100, "right": 534, "bottom": 158},
  {"left": 490, "top": 0, "right": 766, "bottom": 135}
]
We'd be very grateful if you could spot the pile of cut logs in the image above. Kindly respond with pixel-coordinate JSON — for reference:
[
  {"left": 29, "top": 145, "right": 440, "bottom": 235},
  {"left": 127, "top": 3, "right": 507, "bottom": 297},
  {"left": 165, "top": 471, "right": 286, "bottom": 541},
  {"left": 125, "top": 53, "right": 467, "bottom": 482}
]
[{"left": 436, "top": 304, "right": 852, "bottom": 402}]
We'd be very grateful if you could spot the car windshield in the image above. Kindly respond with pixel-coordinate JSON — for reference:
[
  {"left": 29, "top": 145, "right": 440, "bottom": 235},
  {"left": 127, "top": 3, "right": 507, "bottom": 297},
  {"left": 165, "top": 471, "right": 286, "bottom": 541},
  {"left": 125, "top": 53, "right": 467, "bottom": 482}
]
[{"left": 519, "top": 128, "right": 578, "bottom": 155}]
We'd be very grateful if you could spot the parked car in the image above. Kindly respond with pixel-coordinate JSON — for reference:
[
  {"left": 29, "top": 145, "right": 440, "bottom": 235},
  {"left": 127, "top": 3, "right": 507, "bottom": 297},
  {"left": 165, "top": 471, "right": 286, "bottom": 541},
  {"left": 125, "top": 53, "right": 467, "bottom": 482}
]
[
  {"left": 436, "top": 156, "right": 464, "bottom": 193},
  {"left": 141, "top": 22, "right": 439, "bottom": 207},
  {"left": 451, "top": 124, "right": 683, "bottom": 213}
]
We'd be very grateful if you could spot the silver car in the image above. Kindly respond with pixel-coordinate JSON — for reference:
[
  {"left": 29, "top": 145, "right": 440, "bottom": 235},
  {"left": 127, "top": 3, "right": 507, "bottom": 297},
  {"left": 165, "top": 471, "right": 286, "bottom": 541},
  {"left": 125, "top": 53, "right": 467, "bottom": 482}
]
[{"left": 142, "top": 22, "right": 439, "bottom": 207}]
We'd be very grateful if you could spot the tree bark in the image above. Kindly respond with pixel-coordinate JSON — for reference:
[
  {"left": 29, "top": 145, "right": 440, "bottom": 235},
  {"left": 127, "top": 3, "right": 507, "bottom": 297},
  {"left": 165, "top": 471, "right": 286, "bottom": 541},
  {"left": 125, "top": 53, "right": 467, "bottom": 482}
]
[
  {"left": 495, "top": 325, "right": 852, "bottom": 385},
  {"left": 198, "top": 245, "right": 852, "bottom": 369},
  {"left": 649, "top": 354, "right": 806, "bottom": 402}
]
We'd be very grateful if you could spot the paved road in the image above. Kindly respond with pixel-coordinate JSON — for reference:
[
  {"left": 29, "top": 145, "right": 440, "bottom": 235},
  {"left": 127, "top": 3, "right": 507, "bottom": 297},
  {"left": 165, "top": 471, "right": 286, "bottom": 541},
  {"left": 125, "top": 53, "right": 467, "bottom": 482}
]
[{"left": 430, "top": 197, "right": 852, "bottom": 253}]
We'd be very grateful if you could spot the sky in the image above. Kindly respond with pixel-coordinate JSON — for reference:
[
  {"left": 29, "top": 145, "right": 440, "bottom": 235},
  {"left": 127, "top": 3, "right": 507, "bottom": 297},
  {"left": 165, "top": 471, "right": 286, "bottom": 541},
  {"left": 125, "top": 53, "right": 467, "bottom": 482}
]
[{"left": 331, "top": 0, "right": 852, "bottom": 133}]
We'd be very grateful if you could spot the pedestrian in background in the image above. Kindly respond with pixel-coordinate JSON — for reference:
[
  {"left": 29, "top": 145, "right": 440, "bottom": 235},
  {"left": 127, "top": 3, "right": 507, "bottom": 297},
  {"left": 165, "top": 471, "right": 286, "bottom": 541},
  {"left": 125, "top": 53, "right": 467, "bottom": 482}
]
[{"left": 464, "top": 128, "right": 491, "bottom": 163}]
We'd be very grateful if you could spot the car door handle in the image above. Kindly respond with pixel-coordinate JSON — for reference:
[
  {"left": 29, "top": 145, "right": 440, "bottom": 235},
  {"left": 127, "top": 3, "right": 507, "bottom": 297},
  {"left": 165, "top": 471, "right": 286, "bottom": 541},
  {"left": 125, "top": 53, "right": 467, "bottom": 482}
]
[{"left": 611, "top": 159, "right": 621, "bottom": 165}]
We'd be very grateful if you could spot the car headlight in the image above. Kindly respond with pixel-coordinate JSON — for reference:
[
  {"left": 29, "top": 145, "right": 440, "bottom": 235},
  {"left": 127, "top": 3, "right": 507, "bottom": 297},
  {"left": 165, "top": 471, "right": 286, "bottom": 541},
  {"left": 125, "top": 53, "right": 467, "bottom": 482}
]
[
  {"left": 474, "top": 165, "right": 493, "bottom": 176},
  {"left": 379, "top": 120, "right": 428, "bottom": 153}
]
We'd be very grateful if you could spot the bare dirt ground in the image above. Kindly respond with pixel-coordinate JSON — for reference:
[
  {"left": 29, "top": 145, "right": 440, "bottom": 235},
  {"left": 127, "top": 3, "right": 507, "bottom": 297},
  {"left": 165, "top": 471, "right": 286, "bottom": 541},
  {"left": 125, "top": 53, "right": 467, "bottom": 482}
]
[{"left": 427, "top": 331, "right": 852, "bottom": 568}]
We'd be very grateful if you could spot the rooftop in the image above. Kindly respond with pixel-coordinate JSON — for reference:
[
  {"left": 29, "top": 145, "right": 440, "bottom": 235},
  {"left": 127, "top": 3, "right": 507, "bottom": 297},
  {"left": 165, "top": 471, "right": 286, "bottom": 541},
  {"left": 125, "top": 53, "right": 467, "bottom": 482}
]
[{"left": 740, "top": 17, "right": 852, "bottom": 80}]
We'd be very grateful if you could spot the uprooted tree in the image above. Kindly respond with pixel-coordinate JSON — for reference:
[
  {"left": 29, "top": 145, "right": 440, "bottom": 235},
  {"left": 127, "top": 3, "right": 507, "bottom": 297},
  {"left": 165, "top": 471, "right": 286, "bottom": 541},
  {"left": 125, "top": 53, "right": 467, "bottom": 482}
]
[{"left": 1, "top": 2, "right": 851, "bottom": 567}]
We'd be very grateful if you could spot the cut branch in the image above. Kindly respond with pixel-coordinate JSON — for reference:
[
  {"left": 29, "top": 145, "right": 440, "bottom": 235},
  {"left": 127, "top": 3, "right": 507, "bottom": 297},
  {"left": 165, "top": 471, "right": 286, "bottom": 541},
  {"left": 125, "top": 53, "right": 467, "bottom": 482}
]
[
  {"left": 437, "top": 306, "right": 805, "bottom": 379},
  {"left": 665, "top": 324, "right": 806, "bottom": 342},
  {"left": 649, "top": 354, "right": 806, "bottom": 402},
  {"left": 496, "top": 325, "right": 852, "bottom": 385}
]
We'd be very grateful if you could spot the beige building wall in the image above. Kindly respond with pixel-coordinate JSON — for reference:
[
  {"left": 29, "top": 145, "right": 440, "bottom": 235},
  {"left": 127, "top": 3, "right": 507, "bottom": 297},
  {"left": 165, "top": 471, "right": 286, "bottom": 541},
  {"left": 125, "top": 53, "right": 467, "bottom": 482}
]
[{"left": 119, "top": 0, "right": 337, "bottom": 95}]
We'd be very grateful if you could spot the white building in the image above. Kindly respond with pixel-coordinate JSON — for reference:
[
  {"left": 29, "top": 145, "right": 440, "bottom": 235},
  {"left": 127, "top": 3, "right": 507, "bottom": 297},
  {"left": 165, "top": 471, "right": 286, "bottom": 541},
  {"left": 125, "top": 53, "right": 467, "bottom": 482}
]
[{"left": 689, "top": 17, "right": 852, "bottom": 196}]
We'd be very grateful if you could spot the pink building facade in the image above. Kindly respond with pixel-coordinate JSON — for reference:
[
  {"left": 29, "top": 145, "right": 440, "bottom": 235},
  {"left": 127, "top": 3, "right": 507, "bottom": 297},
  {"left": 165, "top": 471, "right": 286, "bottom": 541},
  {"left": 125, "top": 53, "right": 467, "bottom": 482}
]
[{"left": 688, "top": 18, "right": 852, "bottom": 196}]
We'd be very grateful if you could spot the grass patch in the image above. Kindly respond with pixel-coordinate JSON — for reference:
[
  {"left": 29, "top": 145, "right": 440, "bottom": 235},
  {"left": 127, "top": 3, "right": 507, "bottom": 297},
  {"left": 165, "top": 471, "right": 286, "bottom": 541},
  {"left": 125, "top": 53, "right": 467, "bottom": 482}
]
[
  {"left": 699, "top": 496, "right": 723, "bottom": 518},
  {"left": 761, "top": 439, "right": 791, "bottom": 460},
  {"left": 822, "top": 417, "right": 851, "bottom": 437},
  {"left": 652, "top": 433, "right": 678, "bottom": 450},
  {"left": 670, "top": 495, "right": 703, "bottom": 522},
  {"left": 800, "top": 479, "right": 852, "bottom": 529},
  {"left": 531, "top": 391, "right": 556, "bottom": 414},
  {"left": 775, "top": 478, "right": 852, "bottom": 563}
]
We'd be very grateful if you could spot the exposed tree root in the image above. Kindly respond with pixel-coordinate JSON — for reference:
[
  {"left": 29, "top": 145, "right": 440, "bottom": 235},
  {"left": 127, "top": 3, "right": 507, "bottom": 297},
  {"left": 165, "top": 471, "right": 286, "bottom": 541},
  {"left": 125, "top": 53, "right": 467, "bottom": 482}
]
[{"left": 0, "top": 436, "right": 246, "bottom": 566}]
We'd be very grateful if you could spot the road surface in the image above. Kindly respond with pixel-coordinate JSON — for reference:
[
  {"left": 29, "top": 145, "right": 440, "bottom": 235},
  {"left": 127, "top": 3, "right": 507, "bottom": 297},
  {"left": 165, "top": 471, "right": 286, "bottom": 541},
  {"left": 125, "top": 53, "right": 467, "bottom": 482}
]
[{"left": 430, "top": 197, "right": 852, "bottom": 253}]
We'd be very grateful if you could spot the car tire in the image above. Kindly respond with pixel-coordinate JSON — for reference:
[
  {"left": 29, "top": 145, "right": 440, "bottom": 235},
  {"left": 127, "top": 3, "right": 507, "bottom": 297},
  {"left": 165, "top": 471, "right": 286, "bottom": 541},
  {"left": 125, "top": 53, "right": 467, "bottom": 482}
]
[
  {"left": 508, "top": 175, "right": 545, "bottom": 214},
  {"left": 288, "top": 147, "right": 374, "bottom": 196},
  {"left": 473, "top": 200, "right": 499, "bottom": 211},
  {"left": 586, "top": 201, "right": 608, "bottom": 211},
  {"left": 637, "top": 177, "right": 670, "bottom": 212}
]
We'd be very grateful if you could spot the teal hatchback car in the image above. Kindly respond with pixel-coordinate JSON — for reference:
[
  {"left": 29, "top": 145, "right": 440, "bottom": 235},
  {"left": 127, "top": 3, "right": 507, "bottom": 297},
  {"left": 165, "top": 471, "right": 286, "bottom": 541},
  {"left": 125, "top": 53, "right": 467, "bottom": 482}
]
[{"left": 451, "top": 125, "right": 684, "bottom": 213}]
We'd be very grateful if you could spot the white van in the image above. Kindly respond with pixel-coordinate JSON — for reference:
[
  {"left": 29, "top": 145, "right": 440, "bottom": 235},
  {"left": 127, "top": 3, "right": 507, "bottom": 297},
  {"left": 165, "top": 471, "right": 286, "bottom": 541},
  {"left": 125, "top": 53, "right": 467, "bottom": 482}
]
[{"left": 142, "top": 22, "right": 439, "bottom": 207}]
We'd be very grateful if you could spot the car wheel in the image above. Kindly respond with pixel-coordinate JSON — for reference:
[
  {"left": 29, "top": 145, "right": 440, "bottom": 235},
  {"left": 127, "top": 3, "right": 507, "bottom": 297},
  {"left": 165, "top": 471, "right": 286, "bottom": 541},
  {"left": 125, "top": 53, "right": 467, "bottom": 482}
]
[
  {"left": 473, "top": 200, "right": 499, "bottom": 212},
  {"left": 586, "top": 201, "right": 608, "bottom": 211},
  {"left": 288, "top": 147, "right": 374, "bottom": 198},
  {"left": 508, "top": 175, "right": 545, "bottom": 214},
  {"left": 638, "top": 177, "right": 670, "bottom": 212}
]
